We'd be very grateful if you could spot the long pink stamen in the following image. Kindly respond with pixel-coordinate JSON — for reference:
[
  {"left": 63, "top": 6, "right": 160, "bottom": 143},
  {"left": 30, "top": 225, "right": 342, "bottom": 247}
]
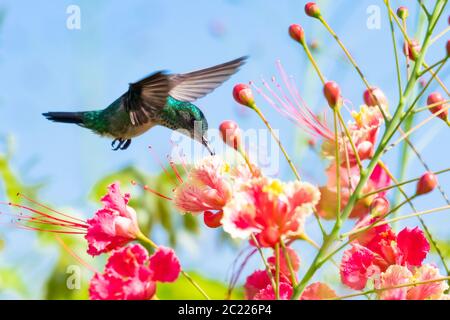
[
  {"left": 4, "top": 202, "right": 88, "bottom": 228},
  {"left": 167, "top": 156, "right": 184, "bottom": 184},
  {"left": 16, "top": 193, "right": 86, "bottom": 224},
  {"left": 131, "top": 180, "right": 172, "bottom": 201},
  {"left": 15, "top": 224, "right": 86, "bottom": 234}
]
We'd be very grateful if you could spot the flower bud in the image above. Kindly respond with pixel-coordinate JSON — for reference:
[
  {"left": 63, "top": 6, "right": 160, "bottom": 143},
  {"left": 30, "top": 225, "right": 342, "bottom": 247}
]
[
  {"left": 397, "top": 6, "right": 409, "bottom": 20},
  {"left": 305, "top": 2, "right": 321, "bottom": 18},
  {"left": 233, "top": 83, "right": 254, "bottom": 107},
  {"left": 219, "top": 120, "right": 241, "bottom": 150},
  {"left": 446, "top": 40, "right": 450, "bottom": 57},
  {"left": 370, "top": 196, "right": 390, "bottom": 217},
  {"left": 323, "top": 81, "right": 342, "bottom": 109},
  {"left": 427, "top": 92, "right": 448, "bottom": 122},
  {"left": 363, "top": 87, "right": 388, "bottom": 107},
  {"left": 416, "top": 172, "right": 437, "bottom": 195},
  {"left": 357, "top": 141, "right": 374, "bottom": 160},
  {"left": 203, "top": 210, "right": 223, "bottom": 228},
  {"left": 289, "top": 24, "right": 305, "bottom": 43},
  {"left": 403, "top": 39, "right": 421, "bottom": 61}
]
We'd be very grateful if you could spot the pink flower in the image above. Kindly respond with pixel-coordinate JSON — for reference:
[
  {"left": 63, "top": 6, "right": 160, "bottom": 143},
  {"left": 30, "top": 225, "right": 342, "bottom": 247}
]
[
  {"left": 174, "top": 156, "right": 250, "bottom": 214},
  {"left": 301, "top": 282, "right": 337, "bottom": 300},
  {"left": 244, "top": 246, "right": 299, "bottom": 299},
  {"left": 85, "top": 182, "right": 141, "bottom": 256},
  {"left": 89, "top": 244, "right": 155, "bottom": 300},
  {"left": 253, "top": 282, "right": 293, "bottom": 300},
  {"left": 376, "top": 265, "right": 412, "bottom": 300},
  {"left": 341, "top": 225, "right": 431, "bottom": 291},
  {"left": 222, "top": 177, "right": 320, "bottom": 247},
  {"left": 317, "top": 163, "right": 391, "bottom": 219},
  {"left": 406, "top": 264, "right": 449, "bottom": 300},
  {"left": 340, "top": 244, "right": 381, "bottom": 290},
  {"left": 89, "top": 244, "right": 181, "bottom": 300},
  {"left": 375, "top": 264, "right": 448, "bottom": 300},
  {"left": 149, "top": 246, "right": 181, "bottom": 283}
]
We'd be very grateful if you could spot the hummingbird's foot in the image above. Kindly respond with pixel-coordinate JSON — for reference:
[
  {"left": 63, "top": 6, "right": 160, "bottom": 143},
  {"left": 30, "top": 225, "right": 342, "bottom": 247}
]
[
  {"left": 121, "top": 139, "right": 132, "bottom": 150},
  {"left": 111, "top": 138, "right": 132, "bottom": 151}
]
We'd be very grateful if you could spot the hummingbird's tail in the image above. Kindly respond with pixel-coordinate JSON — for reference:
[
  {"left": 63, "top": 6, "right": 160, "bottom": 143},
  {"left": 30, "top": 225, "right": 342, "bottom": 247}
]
[{"left": 42, "top": 111, "right": 84, "bottom": 124}]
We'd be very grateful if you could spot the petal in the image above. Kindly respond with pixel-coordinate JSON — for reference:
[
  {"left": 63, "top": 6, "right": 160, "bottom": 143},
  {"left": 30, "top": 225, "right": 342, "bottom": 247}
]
[
  {"left": 376, "top": 265, "right": 412, "bottom": 300},
  {"left": 101, "top": 182, "right": 130, "bottom": 214},
  {"left": 397, "top": 227, "right": 430, "bottom": 266},
  {"left": 106, "top": 244, "right": 149, "bottom": 277},
  {"left": 253, "top": 282, "right": 293, "bottom": 300},
  {"left": 244, "top": 270, "right": 272, "bottom": 300},
  {"left": 301, "top": 282, "right": 337, "bottom": 300},
  {"left": 149, "top": 246, "right": 181, "bottom": 283},
  {"left": 340, "top": 244, "right": 378, "bottom": 290},
  {"left": 407, "top": 264, "right": 449, "bottom": 300}
]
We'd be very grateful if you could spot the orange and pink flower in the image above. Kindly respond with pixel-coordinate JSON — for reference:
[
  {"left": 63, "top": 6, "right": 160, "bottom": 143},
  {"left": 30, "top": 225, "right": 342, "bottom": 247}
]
[
  {"left": 316, "top": 163, "right": 391, "bottom": 219},
  {"left": 221, "top": 177, "right": 320, "bottom": 247}
]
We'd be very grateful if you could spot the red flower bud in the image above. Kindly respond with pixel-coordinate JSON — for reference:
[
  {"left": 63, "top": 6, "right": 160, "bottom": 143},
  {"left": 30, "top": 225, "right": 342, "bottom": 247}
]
[
  {"left": 363, "top": 87, "right": 388, "bottom": 107},
  {"left": 370, "top": 196, "right": 390, "bottom": 217},
  {"left": 446, "top": 40, "right": 450, "bottom": 57},
  {"left": 289, "top": 24, "right": 305, "bottom": 43},
  {"left": 233, "top": 83, "right": 254, "bottom": 107},
  {"left": 427, "top": 92, "right": 448, "bottom": 122},
  {"left": 305, "top": 2, "right": 321, "bottom": 18},
  {"left": 403, "top": 39, "right": 421, "bottom": 61},
  {"left": 397, "top": 6, "right": 409, "bottom": 20},
  {"left": 203, "top": 211, "right": 223, "bottom": 228},
  {"left": 323, "top": 81, "right": 341, "bottom": 109},
  {"left": 416, "top": 172, "right": 437, "bottom": 195},
  {"left": 219, "top": 120, "right": 241, "bottom": 150}
]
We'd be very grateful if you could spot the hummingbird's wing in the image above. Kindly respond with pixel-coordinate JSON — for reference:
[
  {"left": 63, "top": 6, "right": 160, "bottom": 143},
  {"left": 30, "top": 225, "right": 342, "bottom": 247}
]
[
  {"left": 124, "top": 71, "right": 171, "bottom": 126},
  {"left": 168, "top": 56, "right": 247, "bottom": 102}
]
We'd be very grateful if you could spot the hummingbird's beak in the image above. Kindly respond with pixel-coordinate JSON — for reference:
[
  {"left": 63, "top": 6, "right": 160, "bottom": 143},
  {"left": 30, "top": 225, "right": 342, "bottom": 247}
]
[{"left": 202, "top": 136, "right": 215, "bottom": 156}]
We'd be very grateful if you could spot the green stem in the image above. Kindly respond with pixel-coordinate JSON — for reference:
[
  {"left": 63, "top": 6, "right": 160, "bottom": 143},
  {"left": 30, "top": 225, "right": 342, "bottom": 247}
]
[
  {"left": 281, "top": 241, "right": 298, "bottom": 286},
  {"left": 333, "top": 110, "right": 342, "bottom": 223},
  {"left": 249, "top": 102, "right": 301, "bottom": 181},
  {"left": 331, "top": 276, "right": 450, "bottom": 300}
]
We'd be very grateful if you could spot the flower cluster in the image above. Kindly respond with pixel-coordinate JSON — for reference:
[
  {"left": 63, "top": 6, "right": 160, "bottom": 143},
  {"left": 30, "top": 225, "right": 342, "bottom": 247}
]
[
  {"left": 244, "top": 247, "right": 336, "bottom": 300},
  {"left": 341, "top": 218, "right": 448, "bottom": 300},
  {"left": 174, "top": 156, "right": 320, "bottom": 247},
  {"left": 90, "top": 244, "right": 180, "bottom": 300}
]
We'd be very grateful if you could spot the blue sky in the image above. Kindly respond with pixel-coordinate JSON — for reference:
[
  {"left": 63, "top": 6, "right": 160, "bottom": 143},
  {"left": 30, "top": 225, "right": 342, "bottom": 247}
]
[{"left": 0, "top": 0, "right": 449, "bottom": 298}]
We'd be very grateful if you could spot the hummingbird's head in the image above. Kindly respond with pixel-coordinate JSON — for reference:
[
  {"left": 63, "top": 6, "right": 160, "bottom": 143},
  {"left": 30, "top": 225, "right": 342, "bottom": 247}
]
[{"left": 171, "top": 105, "right": 214, "bottom": 155}]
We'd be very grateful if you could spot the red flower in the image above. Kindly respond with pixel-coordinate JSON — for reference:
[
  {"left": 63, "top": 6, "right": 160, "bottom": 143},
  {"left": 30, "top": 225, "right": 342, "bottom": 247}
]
[
  {"left": 149, "top": 246, "right": 181, "bottom": 282},
  {"left": 340, "top": 224, "right": 430, "bottom": 291},
  {"left": 89, "top": 244, "right": 156, "bottom": 300},
  {"left": 89, "top": 244, "right": 181, "bottom": 300},
  {"left": 86, "top": 182, "right": 141, "bottom": 256}
]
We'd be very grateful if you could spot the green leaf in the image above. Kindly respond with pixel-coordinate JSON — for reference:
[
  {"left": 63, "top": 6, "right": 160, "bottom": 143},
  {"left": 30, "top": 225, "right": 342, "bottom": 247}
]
[
  {"left": 156, "top": 271, "right": 244, "bottom": 300},
  {"left": 0, "top": 267, "right": 28, "bottom": 297}
]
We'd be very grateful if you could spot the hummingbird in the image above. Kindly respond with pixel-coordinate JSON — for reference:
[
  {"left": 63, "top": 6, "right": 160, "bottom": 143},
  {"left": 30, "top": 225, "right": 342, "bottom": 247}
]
[{"left": 43, "top": 56, "right": 247, "bottom": 154}]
